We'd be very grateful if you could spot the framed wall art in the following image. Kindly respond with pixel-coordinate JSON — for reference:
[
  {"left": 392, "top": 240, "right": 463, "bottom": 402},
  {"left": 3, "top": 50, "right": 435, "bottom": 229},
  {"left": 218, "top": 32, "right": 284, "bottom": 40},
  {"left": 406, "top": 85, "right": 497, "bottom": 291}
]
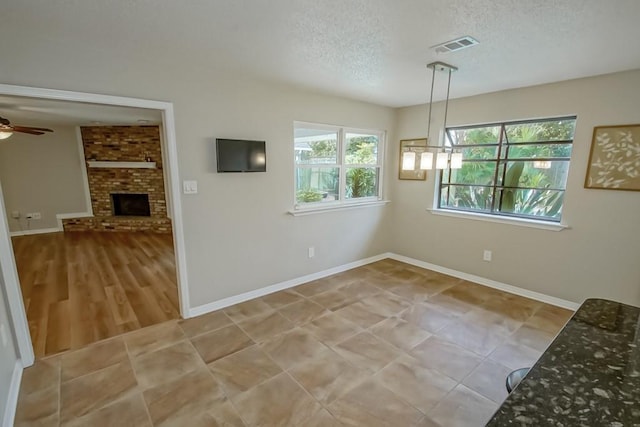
[
  {"left": 399, "top": 138, "right": 428, "bottom": 180},
  {"left": 585, "top": 124, "right": 640, "bottom": 191}
]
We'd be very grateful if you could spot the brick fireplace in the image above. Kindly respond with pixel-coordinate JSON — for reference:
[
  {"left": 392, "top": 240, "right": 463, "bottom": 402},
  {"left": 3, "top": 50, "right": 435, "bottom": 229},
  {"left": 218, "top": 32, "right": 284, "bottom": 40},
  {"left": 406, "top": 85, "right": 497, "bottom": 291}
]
[{"left": 62, "top": 125, "right": 172, "bottom": 233}]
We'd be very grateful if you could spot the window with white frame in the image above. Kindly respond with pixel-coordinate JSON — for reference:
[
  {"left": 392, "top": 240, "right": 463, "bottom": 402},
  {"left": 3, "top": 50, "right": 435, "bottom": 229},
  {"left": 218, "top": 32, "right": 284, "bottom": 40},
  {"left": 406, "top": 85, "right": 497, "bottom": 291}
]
[
  {"left": 438, "top": 116, "right": 577, "bottom": 222},
  {"left": 294, "top": 122, "right": 384, "bottom": 209}
]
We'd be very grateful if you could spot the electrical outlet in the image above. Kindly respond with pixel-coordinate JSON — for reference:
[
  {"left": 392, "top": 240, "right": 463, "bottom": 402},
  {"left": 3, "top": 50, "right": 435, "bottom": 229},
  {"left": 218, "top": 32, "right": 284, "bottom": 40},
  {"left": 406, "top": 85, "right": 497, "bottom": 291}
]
[
  {"left": 32, "top": 212, "right": 41, "bottom": 220},
  {"left": 483, "top": 250, "right": 492, "bottom": 262},
  {"left": 308, "top": 246, "right": 315, "bottom": 258}
]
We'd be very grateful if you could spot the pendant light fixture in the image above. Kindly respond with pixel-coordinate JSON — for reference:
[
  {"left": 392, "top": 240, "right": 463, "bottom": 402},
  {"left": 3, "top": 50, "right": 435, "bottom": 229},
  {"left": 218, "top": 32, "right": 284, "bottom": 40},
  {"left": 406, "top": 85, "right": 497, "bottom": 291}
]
[
  {"left": 424, "top": 61, "right": 461, "bottom": 170},
  {"left": 401, "top": 61, "right": 463, "bottom": 171}
]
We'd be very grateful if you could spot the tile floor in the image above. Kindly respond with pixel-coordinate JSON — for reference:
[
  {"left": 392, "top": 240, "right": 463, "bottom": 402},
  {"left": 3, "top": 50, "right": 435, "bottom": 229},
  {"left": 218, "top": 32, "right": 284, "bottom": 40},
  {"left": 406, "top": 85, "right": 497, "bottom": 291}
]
[{"left": 14, "top": 259, "right": 574, "bottom": 427}]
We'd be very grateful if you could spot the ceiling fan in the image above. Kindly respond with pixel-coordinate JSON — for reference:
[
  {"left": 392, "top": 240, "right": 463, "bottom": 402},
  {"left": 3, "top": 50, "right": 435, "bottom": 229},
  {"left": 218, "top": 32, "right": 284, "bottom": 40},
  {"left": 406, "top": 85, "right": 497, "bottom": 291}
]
[{"left": 0, "top": 116, "right": 53, "bottom": 140}]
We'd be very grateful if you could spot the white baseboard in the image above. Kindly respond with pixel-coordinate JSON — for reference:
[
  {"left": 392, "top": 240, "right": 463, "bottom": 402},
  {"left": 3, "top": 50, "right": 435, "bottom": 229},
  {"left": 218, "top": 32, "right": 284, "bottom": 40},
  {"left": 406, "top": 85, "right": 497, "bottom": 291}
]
[
  {"left": 188, "top": 253, "right": 389, "bottom": 317},
  {"left": 3, "top": 360, "right": 23, "bottom": 427},
  {"left": 188, "top": 251, "right": 579, "bottom": 319},
  {"left": 387, "top": 253, "right": 580, "bottom": 310},
  {"left": 9, "top": 228, "right": 61, "bottom": 237}
]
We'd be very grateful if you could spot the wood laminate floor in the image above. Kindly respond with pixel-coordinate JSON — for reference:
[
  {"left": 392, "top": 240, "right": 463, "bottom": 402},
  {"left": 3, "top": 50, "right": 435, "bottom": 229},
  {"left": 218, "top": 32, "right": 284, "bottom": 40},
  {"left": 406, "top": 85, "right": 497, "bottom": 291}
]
[{"left": 12, "top": 231, "right": 180, "bottom": 358}]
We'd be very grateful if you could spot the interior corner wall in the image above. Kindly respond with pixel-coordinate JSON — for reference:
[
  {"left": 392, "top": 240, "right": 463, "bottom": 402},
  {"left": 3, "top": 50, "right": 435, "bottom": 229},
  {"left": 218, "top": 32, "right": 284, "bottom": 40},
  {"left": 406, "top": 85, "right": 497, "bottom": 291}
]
[
  {"left": 390, "top": 69, "right": 640, "bottom": 306},
  {"left": 0, "top": 125, "right": 87, "bottom": 232}
]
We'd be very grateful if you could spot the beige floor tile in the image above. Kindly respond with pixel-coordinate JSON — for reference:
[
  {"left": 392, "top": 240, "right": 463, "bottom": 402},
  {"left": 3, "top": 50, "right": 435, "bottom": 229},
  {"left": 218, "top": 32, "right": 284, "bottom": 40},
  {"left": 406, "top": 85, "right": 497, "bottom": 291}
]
[
  {"left": 438, "top": 282, "right": 497, "bottom": 306},
  {"left": 232, "top": 372, "right": 322, "bottom": 427},
  {"left": 292, "top": 277, "right": 343, "bottom": 297},
  {"left": 191, "top": 324, "right": 254, "bottom": 364},
  {"left": 334, "top": 301, "right": 387, "bottom": 329},
  {"left": 461, "top": 308, "right": 523, "bottom": 337},
  {"left": 328, "top": 378, "right": 423, "bottom": 426},
  {"left": 387, "top": 280, "right": 435, "bottom": 302},
  {"left": 208, "top": 345, "right": 282, "bottom": 397},
  {"left": 238, "top": 311, "right": 295, "bottom": 342},
  {"left": 289, "top": 349, "right": 369, "bottom": 404},
  {"left": 132, "top": 340, "right": 204, "bottom": 389},
  {"left": 525, "top": 304, "right": 573, "bottom": 334},
  {"left": 15, "top": 385, "right": 59, "bottom": 427},
  {"left": 376, "top": 355, "right": 457, "bottom": 414},
  {"left": 207, "top": 400, "right": 246, "bottom": 426},
  {"left": 61, "top": 337, "right": 128, "bottom": 381},
  {"left": 428, "top": 384, "right": 498, "bottom": 427},
  {"left": 310, "top": 289, "right": 358, "bottom": 311},
  {"left": 489, "top": 340, "right": 541, "bottom": 370},
  {"left": 305, "top": 408, "right": 343, "bottom": 427},
  {"left": 160, "top": 399, "right": 246, "bottom": 427},
  {"left": 223, "top": 299, "right": 273, "bottom": 322},
  {"left": 15, "top": 261, "right": 576, "bottom": 427},
  {"left": 260, "top": 328, "right": 330, "bottom": 369},
  {"left": 143, "top": 367, "right": 226, "bottom": 427},
  {"left": 60, "top": 393, "right": 151, "bottom": 427},
  {"left": 366, "top": 259, "right": 405, "bottom": 274},
  {"left": 510, "top": 323, "right": 556, "bottom": 352},
  {"left": 371, "top": 317, "right": 431, "bottom": 351},
  {"left": 60, "top": 360, "right": 138, "bottom": 422},
  {"left": 339, "top": 280, "right": 381, "bottom": 299},
  {"left": 411, "top": 273, "right": 458, "bottom": 295},
  {"left": 400, "top": 302, "right": 458, "bottom": 333},
  {"left": 462, "top": 359, "right": 512, "bottom": 404},
  {"left": 413, "top": 415, "right": 442, "bottom": 426},
  {"left": 301, "top": 312, "right": 361, "bottom": 346},
  {"left": 124, "top": 321, "right": 186, "bottom": 357},
  {"left": 261, "top": 290, "right": 304, "bottom": 309},
  {"left": 20, "top": 356, "right": 60, "bottom": 395},
  {"left": 178, "top": 310, "right": 232, "bottom": 338},
  {"left": 358, "top": 292, "right": 411, "bottom": 317},
  {"left": 427, "top": 293, "right": 476, "bottom": 316},
  {"left": 334, "top": 332, "right": 401, "bottom": 373},
  {"left": 410, "top": 336, "right": 483, "bottom": 382},
  {"left": 481, "top": 294, "right": 542, "bottom": 322},
  {"left": 278, "top": 299, "right": 328, "bottom": 325},
  {"left": 436, "top": 318, "right": 506, "bottom": 356}
]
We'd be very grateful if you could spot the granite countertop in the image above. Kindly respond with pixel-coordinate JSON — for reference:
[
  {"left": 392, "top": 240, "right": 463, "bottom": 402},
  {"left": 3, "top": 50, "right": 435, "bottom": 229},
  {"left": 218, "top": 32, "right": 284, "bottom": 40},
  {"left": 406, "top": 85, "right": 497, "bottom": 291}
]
[{"left": 486, "top": 298, "right": 640, "bottom": 426}]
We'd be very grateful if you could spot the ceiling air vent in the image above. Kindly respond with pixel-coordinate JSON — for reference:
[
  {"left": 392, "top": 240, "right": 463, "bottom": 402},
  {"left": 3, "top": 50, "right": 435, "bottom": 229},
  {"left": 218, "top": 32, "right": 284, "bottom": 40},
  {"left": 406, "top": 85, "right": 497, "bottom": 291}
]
[{"left": 433, "top": 36, "right": 479, "bottom": 54}]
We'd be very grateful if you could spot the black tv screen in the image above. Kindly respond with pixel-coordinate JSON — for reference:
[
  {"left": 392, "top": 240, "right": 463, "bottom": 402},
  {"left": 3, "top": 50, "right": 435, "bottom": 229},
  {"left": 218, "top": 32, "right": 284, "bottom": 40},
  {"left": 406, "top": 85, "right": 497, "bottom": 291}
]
[{"left": 216, "top": 138, "right": 266, "bottom": 173}]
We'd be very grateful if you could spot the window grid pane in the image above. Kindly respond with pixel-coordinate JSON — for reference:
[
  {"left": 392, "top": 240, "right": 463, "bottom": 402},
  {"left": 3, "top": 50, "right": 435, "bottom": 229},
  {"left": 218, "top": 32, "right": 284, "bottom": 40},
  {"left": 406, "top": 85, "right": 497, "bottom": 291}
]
[
  {"left": 439, "top": 117, "right": 576, "bottom": 221},
  {"left": 294, "top": 123, "right": 384, "bottom": 207}
]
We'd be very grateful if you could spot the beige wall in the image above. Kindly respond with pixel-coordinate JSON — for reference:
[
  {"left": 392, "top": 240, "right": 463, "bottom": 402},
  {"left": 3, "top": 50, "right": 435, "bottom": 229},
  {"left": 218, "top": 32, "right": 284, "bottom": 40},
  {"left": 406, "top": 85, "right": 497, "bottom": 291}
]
[
  {"left": 390, "top": 70, "right": 640, "bottom": 306},
  {"left": 0, "top": 66, "right": 396, "bottom": 307},
  {"left": 0, "top": 126, "right": 88, "bottom": 232}
]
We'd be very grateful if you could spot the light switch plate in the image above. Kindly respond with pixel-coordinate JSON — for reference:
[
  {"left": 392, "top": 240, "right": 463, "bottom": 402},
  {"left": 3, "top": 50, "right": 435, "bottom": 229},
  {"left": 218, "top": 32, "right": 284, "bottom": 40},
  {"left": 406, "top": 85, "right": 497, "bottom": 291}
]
[{"left": 183, "top": 180, "right": 198, "bottom": 194}]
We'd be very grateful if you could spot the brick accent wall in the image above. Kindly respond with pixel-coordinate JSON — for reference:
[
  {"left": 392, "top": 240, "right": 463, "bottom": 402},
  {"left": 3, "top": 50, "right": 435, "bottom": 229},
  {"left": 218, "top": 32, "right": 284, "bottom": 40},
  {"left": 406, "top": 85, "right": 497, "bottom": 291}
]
[{"left": 63, "top": 125, "right": 171, "bottom": 233}]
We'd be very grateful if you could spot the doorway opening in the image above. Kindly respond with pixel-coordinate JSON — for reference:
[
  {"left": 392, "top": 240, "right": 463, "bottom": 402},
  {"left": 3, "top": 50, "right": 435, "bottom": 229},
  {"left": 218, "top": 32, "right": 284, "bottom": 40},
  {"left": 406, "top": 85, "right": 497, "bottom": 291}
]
[{"left": 0, "top": 84, "right": 189, "bottom": 365}]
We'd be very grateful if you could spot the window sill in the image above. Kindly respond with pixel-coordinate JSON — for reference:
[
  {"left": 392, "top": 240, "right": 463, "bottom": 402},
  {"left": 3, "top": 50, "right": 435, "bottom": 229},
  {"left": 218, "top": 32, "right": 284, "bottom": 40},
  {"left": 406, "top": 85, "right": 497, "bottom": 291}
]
[
  {"left": 288, "top": 200, "right": 390, "bottom": 216},
  {"left": 428, "top": 208, "right": 569, "bottom": 231}
]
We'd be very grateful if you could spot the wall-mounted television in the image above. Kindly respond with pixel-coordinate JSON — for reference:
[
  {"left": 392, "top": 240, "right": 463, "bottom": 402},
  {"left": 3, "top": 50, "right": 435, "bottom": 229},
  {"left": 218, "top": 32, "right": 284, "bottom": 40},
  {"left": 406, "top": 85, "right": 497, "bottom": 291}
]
[{"left": 216, "top": 138, "right": 266, "bottom": 173}]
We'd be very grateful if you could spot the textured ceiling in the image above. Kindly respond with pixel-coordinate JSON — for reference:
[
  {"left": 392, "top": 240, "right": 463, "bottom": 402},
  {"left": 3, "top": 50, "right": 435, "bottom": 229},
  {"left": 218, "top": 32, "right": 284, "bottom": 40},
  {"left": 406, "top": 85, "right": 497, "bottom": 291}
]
[{"left": 1, "top": 0, "right": 640, "bottom": 111}]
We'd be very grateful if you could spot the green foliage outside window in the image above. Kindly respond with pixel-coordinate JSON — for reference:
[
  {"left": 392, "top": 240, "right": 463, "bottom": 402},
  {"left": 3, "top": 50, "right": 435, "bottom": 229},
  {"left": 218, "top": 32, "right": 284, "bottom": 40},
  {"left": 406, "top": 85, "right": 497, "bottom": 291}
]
[{"left": 441, "top": 118, "right": 575, "bottom": 221}]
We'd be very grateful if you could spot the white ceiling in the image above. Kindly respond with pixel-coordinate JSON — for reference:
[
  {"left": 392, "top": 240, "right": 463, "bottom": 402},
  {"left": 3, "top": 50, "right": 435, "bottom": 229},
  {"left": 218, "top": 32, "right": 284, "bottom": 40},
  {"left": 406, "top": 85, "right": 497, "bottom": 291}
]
[
  {"left": 1, "top": 0, "right": 640, "bottom": 119},
  {"left": 0, "top": 96, "right": 161, "bottom": 127}
]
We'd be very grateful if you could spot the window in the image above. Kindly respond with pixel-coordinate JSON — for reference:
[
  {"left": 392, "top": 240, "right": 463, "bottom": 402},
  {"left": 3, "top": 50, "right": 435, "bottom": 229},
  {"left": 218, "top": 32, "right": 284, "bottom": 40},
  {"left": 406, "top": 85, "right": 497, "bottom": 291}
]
[
  {"left": 294, "top": 122, "right": 384, "bottom": 209},
  {"left": 439, "top": 116, "right": 576, "bottom": 222}
]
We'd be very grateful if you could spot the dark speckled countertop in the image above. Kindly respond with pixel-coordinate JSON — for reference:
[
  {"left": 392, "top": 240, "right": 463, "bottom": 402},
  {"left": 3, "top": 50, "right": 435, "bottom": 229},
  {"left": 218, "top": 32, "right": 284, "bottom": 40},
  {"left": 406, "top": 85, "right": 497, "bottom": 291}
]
[{"left": 486, "top": 298, "right": 640, "bottom": 426}]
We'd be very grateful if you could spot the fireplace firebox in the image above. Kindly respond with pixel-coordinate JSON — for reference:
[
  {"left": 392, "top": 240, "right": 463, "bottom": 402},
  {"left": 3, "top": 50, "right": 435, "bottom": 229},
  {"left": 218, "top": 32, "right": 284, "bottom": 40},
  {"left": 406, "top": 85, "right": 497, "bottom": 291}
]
[{"left": 111, "top": 193, "right": 151, "bottom": 217}]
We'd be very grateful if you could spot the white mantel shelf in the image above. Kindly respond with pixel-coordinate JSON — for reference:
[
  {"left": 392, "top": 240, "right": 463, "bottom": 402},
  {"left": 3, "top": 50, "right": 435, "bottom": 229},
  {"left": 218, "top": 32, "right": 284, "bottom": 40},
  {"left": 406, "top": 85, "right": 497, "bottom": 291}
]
[{"left": 87, "top": 161, "right": 156, "bottom": 169}]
